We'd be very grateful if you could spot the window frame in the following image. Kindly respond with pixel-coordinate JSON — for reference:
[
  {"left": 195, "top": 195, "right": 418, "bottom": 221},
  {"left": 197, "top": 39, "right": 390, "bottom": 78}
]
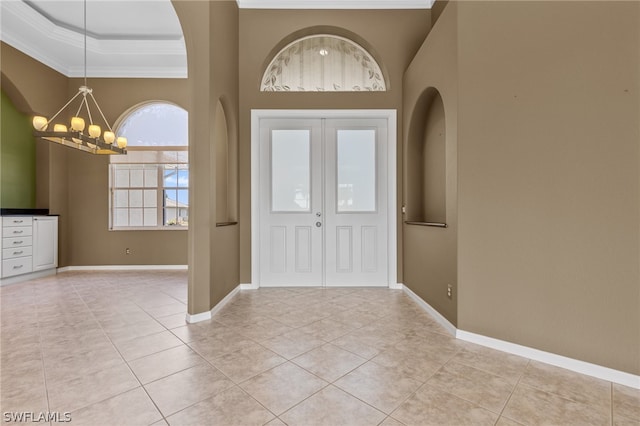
[{"left": 108, "top": 102, "right": 189, "bottom": 231}]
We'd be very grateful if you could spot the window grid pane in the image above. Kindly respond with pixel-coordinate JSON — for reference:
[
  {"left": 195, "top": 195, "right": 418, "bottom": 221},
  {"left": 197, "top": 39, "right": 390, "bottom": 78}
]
[{"left": 110, "top": 163, "right": 188, "bottom": 229}]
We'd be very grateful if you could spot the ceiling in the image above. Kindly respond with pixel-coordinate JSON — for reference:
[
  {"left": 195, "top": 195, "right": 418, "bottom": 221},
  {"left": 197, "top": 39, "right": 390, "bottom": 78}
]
[{"left": 0, "top": 0, "right": 434, "bottom": 79}]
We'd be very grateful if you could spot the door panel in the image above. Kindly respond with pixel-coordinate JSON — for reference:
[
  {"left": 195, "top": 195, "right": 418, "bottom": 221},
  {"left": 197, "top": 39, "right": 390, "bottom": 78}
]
[
  {"left": 259, "top": 117, "right": 387, "bottom": 287},
  {"left": 325, "top": 119, "right": 388, "bottom": 286},
  {"left": 260, "top": 119, "right": 323, "bottom": 286}
]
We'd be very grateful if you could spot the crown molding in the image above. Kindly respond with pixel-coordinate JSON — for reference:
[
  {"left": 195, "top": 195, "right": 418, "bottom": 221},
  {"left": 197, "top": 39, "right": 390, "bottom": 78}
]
[
  {"left": 236, "top": 0, "right": 435, "bottom": 9},
  {"left": 0, "top": 0, "right": 187, "bottom": 78}
]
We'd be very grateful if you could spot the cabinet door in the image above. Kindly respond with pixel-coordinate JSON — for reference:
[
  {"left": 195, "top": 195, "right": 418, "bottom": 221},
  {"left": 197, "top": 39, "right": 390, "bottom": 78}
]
[{"left": 33, "top": 217, "right": 58, "bottom": 271}]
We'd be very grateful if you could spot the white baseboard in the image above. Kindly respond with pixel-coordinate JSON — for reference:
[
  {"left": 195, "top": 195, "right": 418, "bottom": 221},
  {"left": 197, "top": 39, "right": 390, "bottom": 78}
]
[
  {"left": 404, "top": 285, "right": 640, "bottom": 389},
  {"left": 185, "top": 310, "right": 211, "bottom": 323},
  {"left": 240, "top": 282, "right": 259, "bottom": 290},
  {"left": 389, "top": 282, "right": 403, "bottom": 290},
  {"left": 210, "top": 285, "right": 241, "bottom": 316},
  {"left": 402, "top": 285, "right": 457, "bottom": 336},
  {"left": 186, "top": 284, "right": 241, "bottom": 324},
  {"left": 456, "top": 330, "right": 640, "bottom": 390},
  {"left": 58, "top": 265, "right": 187, "bottom": 272},
  {"left": 0, "top": 269, "right": 56, "bottom": 286}
]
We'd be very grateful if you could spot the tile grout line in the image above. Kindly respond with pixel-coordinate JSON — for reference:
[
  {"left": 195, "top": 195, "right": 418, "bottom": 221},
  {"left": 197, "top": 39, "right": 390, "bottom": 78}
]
[
  {"left": 493, "top": 359, "right": 530, "bottom": 425},
  {"left": 67, "top": 275, "right": 170, "bottom": 424},
  {"left": 33, "top": 283, "right": 54, "bottom": 424},
  {"left": 610, "top": 381, "right": 613, "bottom": 425}
]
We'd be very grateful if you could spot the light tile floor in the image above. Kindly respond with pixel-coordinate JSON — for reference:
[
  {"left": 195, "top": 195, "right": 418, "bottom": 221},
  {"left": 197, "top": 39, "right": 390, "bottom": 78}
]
[{"left": 1, "top": 271, "right": 638, "bottom": 425}]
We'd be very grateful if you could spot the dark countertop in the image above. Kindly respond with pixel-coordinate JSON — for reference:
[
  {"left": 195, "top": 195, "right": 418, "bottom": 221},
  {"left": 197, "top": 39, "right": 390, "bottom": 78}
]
[{"left": 1, "top": 208, "right": 51, "bottom": 216}]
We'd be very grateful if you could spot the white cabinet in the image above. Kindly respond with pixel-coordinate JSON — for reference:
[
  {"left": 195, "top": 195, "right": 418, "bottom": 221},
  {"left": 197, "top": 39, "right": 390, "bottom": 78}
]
[
  {"left": 1, "top": 215, "right": 58, "bottom": 283},
  {"left": 33, "top": 216, "right": 58, "bottom": 271},
  {"left": 1, "top": 216, "right": 33, "bottom": 278}
]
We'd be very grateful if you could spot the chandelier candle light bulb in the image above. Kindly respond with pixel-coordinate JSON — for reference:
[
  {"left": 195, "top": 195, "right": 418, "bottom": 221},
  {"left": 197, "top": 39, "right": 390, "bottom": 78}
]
[
  {"left": 88, "top": 124, "right": 101, "bottom": 138},
  {"left": 103, "top": 131, "right": 115, "bottom": 145},
  {"left": 116, "top": 137, "right": 128, "bottom": 149},
  {"left": 32, "top": 116, "right": 48, "bottom": 131},
  {"left": 53, "top": 124, "right": 68, "bottom": 132},
  {"left": 70, "top": 116, "right": 86, "bottom": 132}
]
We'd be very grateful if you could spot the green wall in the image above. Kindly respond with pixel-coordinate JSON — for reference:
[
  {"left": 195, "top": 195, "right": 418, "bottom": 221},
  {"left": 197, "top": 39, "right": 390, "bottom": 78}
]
[{"left": 1, "top": 90, "right": 36, "bottom": 208}]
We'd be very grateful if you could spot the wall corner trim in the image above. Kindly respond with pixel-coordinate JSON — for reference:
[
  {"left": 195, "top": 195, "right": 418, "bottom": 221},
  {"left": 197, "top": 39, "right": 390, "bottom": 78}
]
[
  {"left": 456, "top": 330, "right": 640, "bottom": 390},
  {"left": 402, "top": 285, "right": 457, "bottom": 336},
  {"left": 389, "top": 283, "right": 403, "bottom": 290},
  {"left": 186, "top": 284, "right": 242, "bottom": 324},
  {"left": 403, "top": 285, "right": 640, "bottom": 389}
]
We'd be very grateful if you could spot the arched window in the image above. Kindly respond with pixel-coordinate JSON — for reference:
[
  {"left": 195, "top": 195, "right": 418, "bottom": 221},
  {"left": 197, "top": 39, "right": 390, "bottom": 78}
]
[
  {"left": 109, "top": 102, "right": 188, "bottom": 229},
  {"left": 261, "top": 35, "right": 386, "bottom": 92}
]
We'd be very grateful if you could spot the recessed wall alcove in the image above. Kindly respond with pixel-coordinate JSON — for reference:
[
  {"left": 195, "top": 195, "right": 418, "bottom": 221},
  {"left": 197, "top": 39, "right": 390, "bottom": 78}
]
[
  {"left": 406, "top": 87, "right": 446, "bottom": 225},
  {"left": 214, "top": 99, "right": 237, "bottom": 225}
]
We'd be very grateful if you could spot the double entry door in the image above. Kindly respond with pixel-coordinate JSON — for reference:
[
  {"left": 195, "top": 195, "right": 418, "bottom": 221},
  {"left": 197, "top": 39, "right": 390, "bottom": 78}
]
[{"left": 259, "top": 117, "right": 388, "bottom": 287}]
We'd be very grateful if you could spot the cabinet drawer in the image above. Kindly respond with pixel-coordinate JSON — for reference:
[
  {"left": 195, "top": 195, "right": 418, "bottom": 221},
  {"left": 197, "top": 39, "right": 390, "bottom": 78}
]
[
  {"left": 3, "top": 246, "right": 33, "bottom": 259},
  {"left": 3, "top": 226, "right": 33, "bottom": 238},
  {"left": 2, "top": 236, "right": 33, "bottom": 249},
  {"left": 2, "top": 257, "right": 33, "bottom": 278},
  {"left": 2, "top": 217, "right": 33, "bottom": 227}
]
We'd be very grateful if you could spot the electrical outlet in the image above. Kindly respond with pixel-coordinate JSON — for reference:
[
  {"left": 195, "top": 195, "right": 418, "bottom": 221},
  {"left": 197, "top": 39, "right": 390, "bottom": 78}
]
[
  {"left": 125, "top": 248, "right": 131, "bottom": 255},
  {"left": 447, "top": 284, "right": 452, "bottom": 298}
]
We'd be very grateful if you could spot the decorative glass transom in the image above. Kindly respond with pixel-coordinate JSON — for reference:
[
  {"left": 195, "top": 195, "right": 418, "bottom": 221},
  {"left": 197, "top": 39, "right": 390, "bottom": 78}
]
[{"left": 261, "top": 35, "right": 386, "bottom": 92}]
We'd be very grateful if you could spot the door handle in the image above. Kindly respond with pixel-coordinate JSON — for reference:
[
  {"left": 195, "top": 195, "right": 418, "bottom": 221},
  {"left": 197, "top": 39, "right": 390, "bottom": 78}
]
[{"left": 316, "top": 222, "right": 322, "bottom": 228}]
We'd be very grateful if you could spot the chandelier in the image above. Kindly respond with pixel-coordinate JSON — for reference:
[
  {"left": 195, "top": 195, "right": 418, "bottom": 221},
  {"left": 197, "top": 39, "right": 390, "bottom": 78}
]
[{"left": 32, "top": 0, "right": 126, "bottom": 155}]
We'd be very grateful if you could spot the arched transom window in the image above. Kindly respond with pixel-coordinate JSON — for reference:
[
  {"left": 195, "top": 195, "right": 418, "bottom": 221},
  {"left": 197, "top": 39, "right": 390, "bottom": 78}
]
[
  {"left": 110, "top": 102, "right": 189, "bottom": 229},
  {"left": 261, "top": 35, "right": 386, "bottom": 92}
]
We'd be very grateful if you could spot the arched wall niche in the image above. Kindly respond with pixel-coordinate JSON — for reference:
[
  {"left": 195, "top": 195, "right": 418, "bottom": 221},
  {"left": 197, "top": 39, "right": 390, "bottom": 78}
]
[
  {"left": 406, "top": 87, "right": 446, "bottom": 224},
  {"left": 259, "top": 25, "right": 390, "bottom": 92},
  {"left": 213, "top": 101, "right": 228, "bottom": 221},
  {"left": 213, "top": 98, "right": 237, "bottom": 223}
]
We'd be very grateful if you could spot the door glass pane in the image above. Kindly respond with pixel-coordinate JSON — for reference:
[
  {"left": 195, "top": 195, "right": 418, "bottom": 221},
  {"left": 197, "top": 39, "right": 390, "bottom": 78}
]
[
  {"left": 337, "top": 129, "right": 376, "bottom": 212},
  {"left": 271, "top": 130, "right": 311, "bottom": 212}
]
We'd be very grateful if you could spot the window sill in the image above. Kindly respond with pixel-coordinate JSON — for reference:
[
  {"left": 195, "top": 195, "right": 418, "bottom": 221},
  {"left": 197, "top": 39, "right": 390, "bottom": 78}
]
[
  {"left": 216, "top": 222, "right": 238, "bottom": 227},
  {"left": 404, "top": 221, "right": 447, "bottom": 228}
]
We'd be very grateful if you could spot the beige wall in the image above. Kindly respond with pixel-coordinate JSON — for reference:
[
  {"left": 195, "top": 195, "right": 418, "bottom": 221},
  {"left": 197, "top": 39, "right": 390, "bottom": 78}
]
[
  {"left": 172, "top": 0, "right": 240, "bottom": 314},
  {"left": 238, "top": 8, "right": 431, "bottom": 284},
  {"left": 456, "top": 1, "right": 639, "bottom": 374},
  {"left": 64, "top": 77, "right": 189, "bottom": 267},
  {"left": 403, "top": 3, "right": 458, "bottom": 325}
]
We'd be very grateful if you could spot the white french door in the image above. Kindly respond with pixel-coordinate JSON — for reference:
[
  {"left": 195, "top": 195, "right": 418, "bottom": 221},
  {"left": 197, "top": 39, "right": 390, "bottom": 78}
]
[{"left": 257, "top": 114, "right": 391, "bottom": 287}]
